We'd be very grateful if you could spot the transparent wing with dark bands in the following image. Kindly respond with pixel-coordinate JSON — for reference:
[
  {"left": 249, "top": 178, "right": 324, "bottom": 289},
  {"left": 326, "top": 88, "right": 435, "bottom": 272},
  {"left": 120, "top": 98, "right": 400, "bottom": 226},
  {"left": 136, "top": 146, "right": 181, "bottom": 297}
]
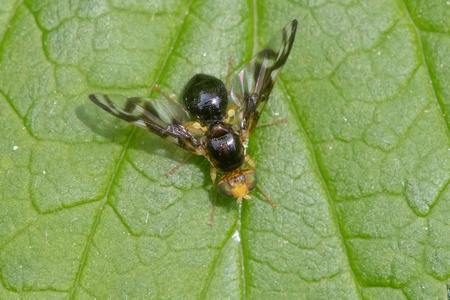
[
  {"left": 229, "top": 19, "right": 298, "bottom": 136},
  {"left": 89, "top": 94, "right": 203, "bottom": 154}
]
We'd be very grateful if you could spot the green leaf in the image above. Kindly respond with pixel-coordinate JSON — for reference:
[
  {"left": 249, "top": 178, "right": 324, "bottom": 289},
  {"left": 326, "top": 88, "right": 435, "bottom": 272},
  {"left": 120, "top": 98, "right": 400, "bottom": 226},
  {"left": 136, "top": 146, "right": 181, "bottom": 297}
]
[{"left": 1, "top": 0, "right": 449, "bottom": 299}]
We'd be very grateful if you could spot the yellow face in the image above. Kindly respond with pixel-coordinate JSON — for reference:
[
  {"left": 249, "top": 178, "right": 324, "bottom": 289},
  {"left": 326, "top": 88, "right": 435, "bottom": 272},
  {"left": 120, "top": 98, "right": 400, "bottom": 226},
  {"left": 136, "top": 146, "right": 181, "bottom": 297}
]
[
  {"left": 228, "top": 180, "right": 249, "bottom": 197},
  {"left": 217, "top": 168, "right": 258, "bottom": 198}
]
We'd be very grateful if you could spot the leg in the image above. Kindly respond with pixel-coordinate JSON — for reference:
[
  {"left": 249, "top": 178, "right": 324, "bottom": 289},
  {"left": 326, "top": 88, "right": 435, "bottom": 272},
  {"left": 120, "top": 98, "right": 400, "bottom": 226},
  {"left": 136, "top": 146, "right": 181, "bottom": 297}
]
[
  {"left": 208, "top": 183, "right": 218, "bottom": 226},
  {"left": 165, "top": 154, "right": 193, "bottom": 178},
  {"left": 208, "top": 168, "right": 218, "bottom": 226},
  {"left": 210, "top": 167, "right": 217, "bottom": 183},
  {"left": 245, "top": 155, "right": 276, "bottom": 208},
  {"left": 153, "top": 85, "right": 177, "bottom": 103},
  {"left": 256, "top": 118, "right": 288, "bottom": 127},
  {"left": 226, "top": 58, "right": 233, "bottom": 94},
  {"left": 257, "top": 183, "right": 277, "bottom": 208},
  {"left": 245, "top": 154, "right": 256, "bottom": 169}
]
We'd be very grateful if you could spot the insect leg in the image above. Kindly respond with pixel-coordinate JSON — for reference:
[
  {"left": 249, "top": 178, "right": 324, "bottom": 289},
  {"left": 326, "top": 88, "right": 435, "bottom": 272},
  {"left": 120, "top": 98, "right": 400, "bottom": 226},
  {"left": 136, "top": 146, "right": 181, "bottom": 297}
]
[
  {"left": 208, "top": 167, "right": 218, "bottom": 226},
  {"left": 257, "top": 183, "right": 277, "bottom": 208},
  {"left": 165, "top": 154, "right": 194, "bottom": 178},
  {"left": 153, "top": 85, "right": 177, "bottom": 103},
  {"left": 256, "top": 118, "right": 288, "bottom": 127},
  {"left": 208, "top": 183, "right": 218, "bottom": 226},
  {"left": 226, "top": 58, "right": 233, "bottom": 94},
  {"left": 245, "top": 155, "right": 276, "bottom": 208},
  {"left": 245, "top": 154, "right": 257, "bottom": 169},
  {"left": 210, "top": 167, "right": 217, "bottom": 183}
]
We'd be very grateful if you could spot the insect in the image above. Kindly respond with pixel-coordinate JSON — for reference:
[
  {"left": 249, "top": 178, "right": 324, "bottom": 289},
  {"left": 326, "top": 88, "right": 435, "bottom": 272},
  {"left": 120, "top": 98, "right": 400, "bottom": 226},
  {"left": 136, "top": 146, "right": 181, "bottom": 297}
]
[{"left": 89, "top": 20, "right": 298, "bottom": 225}]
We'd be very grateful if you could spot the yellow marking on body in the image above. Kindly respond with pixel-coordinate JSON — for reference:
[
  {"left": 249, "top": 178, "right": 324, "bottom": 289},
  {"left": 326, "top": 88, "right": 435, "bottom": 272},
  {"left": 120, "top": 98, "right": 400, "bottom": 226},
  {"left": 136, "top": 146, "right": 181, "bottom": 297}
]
[
  {"left": 184, "top": 121, "right": 207, "bottom": 135},
  {"left": 193, "top": 122, "right": 207, "bottom": 131},
  {"left": 225, "top": 108, "right": 235, "bottom": 123}
]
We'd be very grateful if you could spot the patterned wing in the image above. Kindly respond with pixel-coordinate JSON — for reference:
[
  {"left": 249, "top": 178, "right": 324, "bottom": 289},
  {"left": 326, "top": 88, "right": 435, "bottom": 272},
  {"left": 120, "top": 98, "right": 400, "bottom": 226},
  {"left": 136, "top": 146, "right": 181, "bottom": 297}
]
[
  {"left": 89, "top": 94, "right": 204, "bottom": 155},
  {"left": 229, "top": 19, "right": 297, "bottom": 137}
]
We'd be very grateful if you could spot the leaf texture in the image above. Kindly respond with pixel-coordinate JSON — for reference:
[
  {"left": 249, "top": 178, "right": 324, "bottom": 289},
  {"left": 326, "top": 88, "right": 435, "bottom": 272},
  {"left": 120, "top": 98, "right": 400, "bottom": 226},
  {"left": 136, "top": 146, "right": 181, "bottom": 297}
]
[{"left": 0, "top": 0, "right": 449, "bottom": 299}]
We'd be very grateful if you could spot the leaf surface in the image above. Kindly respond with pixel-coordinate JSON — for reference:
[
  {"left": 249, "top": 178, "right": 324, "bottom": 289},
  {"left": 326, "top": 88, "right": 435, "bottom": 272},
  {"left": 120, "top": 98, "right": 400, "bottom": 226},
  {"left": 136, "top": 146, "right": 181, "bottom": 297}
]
[{"left": 0, "top": 0, "right": 449, "bottom": 299}]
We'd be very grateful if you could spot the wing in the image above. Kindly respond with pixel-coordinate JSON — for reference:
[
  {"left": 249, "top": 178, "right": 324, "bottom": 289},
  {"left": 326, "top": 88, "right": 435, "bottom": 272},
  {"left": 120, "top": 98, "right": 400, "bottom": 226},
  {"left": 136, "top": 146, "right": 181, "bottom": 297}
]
[
  {"left": 229, "top": 19, "right": 297, "bottom": 137},
  {"left": 89, "top": 94, "right": 204, "bottom": 155}
]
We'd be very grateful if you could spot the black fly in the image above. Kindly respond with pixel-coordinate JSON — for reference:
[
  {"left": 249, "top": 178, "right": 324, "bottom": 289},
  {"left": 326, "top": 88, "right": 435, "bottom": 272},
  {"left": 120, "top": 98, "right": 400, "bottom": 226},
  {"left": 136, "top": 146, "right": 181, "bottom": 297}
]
[{"left": 89, "top": 20, "right": 298, "bottom": 225}]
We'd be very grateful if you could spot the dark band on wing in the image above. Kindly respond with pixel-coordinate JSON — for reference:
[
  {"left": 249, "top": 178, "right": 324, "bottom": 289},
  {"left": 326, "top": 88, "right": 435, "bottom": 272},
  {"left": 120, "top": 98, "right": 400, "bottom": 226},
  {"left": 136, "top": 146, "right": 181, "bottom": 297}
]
[
  {"left": 89, "top": 94, "right": 202, "bottom": 153},
  {"left": 244, "top": 20, "right": 298, "bottom": 133}
]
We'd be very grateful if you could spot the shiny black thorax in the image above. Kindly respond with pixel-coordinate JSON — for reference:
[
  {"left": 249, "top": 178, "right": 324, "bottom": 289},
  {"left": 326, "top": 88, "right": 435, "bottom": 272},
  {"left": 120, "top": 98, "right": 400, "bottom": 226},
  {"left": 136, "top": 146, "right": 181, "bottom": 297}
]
[
  {"left": 205, "top": 123, "right": 245, "bottom": 172},
  {"left": 182, "top": 74, "right": 245, "bottom": 172}
]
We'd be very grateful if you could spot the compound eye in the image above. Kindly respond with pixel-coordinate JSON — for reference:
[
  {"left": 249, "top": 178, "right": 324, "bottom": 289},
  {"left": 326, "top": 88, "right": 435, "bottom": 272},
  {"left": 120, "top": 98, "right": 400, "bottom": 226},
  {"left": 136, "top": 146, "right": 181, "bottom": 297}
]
[
  {"left": 242, "top": 169, "right": 257, "bottom": 192},
  {"left": 217, "top": 179, "right": 234, "bottom": 198},
  {"left": 217, "top": 169, "right": 258, "bottom": 198}
]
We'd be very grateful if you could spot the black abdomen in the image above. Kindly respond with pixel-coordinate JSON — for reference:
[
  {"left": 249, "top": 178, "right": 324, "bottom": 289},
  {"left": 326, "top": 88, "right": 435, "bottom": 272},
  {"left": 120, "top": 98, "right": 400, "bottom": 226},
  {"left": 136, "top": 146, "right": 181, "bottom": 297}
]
[{"left": 182, "top": 74, "right": 228, "bottom": 126}]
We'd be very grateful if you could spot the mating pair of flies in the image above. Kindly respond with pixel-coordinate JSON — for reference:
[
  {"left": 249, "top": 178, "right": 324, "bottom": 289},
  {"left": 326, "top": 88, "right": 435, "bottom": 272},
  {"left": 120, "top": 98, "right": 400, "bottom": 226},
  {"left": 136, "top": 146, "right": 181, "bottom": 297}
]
[{"left": 90, "top": 20, "right": 298, "bottom": 225}]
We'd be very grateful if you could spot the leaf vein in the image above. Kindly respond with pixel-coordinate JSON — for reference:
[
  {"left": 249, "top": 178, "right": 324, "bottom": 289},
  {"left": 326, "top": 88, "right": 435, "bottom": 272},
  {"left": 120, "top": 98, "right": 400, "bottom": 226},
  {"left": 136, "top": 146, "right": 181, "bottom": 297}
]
[
  {"left": 278, "top": 79, "right": 363, "bottom": 298},
  {"left": 0, "top": 0, "right": 22, "bottom": 46},
  {"left": 401, "top": 0, "right": 450, "bottom": 141},
  {"left": 69, "top": 127, "right": 136, "bottom": 298},
  {"left": 69, "top": 2, "right": 196, "bottom": 296}
]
